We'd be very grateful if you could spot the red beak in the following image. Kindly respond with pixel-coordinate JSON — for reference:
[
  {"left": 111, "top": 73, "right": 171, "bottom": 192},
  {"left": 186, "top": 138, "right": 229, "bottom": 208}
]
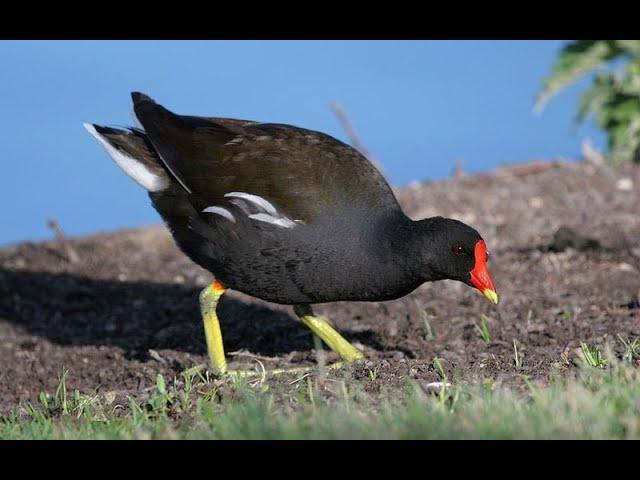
[{"left": 470, "top": 240, "right": 498, "bottom": 304}]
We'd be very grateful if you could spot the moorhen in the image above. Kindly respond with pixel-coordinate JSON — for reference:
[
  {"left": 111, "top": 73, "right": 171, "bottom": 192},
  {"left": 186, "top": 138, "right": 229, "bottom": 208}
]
[{"left": 84, "top": 92, "right": 498, "bottom": 374}]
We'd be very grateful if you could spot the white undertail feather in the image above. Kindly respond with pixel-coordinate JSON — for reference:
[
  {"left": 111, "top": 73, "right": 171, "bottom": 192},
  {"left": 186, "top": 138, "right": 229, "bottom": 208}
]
[{"left": 83, "top": 123, "right": 168, "bottom": 192}]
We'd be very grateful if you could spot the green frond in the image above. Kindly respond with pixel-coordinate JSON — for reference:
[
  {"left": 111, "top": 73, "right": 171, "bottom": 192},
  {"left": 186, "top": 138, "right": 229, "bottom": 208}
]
[{"left": 535, "top": 40, "right": 622, "bottom": 113}]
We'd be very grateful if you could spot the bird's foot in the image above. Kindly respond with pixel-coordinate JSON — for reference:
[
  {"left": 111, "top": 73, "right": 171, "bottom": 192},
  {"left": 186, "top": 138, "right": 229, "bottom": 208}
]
[
  {"left": 183, "top": 363, "right": 312, "bottom": 379},
  {"left": 182, "top": 362, "right": 350, "bottom": 382}
]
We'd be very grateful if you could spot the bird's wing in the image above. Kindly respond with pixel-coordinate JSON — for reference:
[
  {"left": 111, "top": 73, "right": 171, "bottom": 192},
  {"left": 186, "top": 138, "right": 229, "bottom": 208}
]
[{"left": 132, "top": 92, "right": 399, "bottom": 225}]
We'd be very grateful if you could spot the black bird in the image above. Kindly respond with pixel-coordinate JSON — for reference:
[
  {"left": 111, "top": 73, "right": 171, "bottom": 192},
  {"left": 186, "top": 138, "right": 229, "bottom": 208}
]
[{"left": 84, "top": 92, "right": 498, "bottom": 374}]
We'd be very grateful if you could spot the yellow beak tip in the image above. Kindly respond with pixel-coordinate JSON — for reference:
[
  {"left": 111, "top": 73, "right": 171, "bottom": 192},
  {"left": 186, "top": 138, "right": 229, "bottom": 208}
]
[{"left": 482, "top": 289, "right": 499, "bottom": 305}]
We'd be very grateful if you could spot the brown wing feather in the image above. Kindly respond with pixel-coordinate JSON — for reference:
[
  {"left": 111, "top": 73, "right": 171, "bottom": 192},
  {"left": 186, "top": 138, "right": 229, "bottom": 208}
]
[{"left": 133, "top": 95, "right": 399, "bottom": 224}]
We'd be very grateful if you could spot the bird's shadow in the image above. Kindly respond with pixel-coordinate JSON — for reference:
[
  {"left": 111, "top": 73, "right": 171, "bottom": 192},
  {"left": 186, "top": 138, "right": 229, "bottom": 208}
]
[{"left": 0, "top": 267, "right": 384, "bottom": 360}]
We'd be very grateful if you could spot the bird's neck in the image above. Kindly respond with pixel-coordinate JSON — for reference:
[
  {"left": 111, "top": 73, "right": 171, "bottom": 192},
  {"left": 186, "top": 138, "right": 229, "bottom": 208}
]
[{"left": 366, "top": 212, "right": 439, "bottom": 290}]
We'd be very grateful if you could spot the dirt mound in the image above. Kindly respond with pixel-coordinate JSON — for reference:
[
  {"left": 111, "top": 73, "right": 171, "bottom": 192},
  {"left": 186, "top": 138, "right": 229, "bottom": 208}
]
[{"left": 1, "top": 159, "right": 639, "bottom": 413}]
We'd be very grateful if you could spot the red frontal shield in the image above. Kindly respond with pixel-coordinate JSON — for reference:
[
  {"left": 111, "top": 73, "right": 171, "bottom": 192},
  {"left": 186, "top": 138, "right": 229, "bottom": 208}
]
[{"left": 470, "top": 240, "right": 498, "bottom": 304}]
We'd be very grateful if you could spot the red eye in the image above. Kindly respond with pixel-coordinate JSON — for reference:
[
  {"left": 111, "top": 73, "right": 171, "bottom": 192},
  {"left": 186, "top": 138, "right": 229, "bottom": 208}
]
[{"left": 452, "top": 246, "right": 465, "bottom": 256}]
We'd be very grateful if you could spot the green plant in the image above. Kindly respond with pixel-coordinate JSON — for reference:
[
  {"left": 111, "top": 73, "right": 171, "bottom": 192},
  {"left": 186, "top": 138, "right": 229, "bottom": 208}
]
[
  {"left": 145, "top": 374, "right": 176, "bottom": 417},
  {"left": 420, "top": 309, "right": 435, "bottom": 341},
  {"left": 579, "top": 342, "right": 608, "bottom": 369},
  {"left": 432, "top": 356, "right": 447, "bottom": 382},
  {"left": 430, "top": 356, "right": 455, "bottom": 407},
  {"left": 617, "top": 335, "right": 639, "bottom": 363},
  {"left": 38, "top": 369, "right": 71, "bottom": 416},
  {"left": 513, "top": 340, "right": 524, "bottom": 371},
  {"left": 414, "top": 301, "right": 435, "bottom": 342},
  {"left": 536, "top": 40, "right": 640, "bottom": 163},
  {"left": 475, "top": 314, "right": 492, "bottom": 344}
]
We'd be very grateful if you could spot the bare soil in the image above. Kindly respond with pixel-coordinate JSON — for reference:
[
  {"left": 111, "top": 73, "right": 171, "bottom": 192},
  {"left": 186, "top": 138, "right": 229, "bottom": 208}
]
[{"left": 1, "top": 159, "right": 639, "bottom": 414}]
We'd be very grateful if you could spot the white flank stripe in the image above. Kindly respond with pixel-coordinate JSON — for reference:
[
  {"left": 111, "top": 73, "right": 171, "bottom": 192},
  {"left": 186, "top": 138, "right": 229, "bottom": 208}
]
[
  {"left": 224, "top": 192, "right": 278, "bottom": 216},
  {"left": 202, "top": 206, "right": 236, "bottom": 222},
  {"left": 83, "top": 123, "right": 168, "bottom": 192},
  {"left": 248, "top": 213, "right": 297, "bottom": 228},
  {"left": 227, "top": 198, "right": 253, "bottom": 215}
]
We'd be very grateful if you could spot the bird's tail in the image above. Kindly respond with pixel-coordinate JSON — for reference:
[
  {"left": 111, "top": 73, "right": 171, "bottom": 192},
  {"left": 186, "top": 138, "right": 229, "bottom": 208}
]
[{"left": 83, "top": 123, "right": 171, "bottom": 192}]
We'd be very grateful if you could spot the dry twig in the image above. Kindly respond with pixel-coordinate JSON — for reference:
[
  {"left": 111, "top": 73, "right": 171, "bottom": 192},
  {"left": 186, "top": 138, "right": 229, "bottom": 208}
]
[
  {"left": 330, "top": 102, "right": 386, "bottom": 177},
  {"left": 47, "top": 219, "right": 80, "bottom": 264}
]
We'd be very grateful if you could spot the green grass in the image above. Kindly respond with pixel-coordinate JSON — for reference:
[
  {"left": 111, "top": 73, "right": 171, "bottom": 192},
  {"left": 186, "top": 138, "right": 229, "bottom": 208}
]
[
  {"left": 475, "top": 314, "right": 492, "bottom": 343},
  {"left": 579, "top": 342, "right": 608, "bottom": 369},
  {"left": 2, "top": 352, "right": 640, "bottom": 439},
  {"left": 618, "top": 335, "right": 640, "bottom": 363},
  {"left": 417, "top": 305, "right": 435, "bottom": 341},
  {"left": 513, "top": 340, "right": 524, "bottom": 371}
]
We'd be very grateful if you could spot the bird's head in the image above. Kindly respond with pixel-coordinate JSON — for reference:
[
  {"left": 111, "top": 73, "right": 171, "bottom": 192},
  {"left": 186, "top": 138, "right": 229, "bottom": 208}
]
[{"left": 417, "top": 217, "right": 498, "bottom": 304}]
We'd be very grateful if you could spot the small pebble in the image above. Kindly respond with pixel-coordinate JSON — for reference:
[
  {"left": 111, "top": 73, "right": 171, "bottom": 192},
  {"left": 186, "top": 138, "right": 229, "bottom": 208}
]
[
  {"left": 421, "top": 381, "right": 453, "bottom": 394},
  {"left": 617, "top": 178, "right": 633, "bottom": 191},
  {"left": 103, "top": 391, "right": 117, "bottom": 404},
  {"left": 148, "top": 349, "right": 166, "bottom": 364},
  {"left": 529, "top": 197, "right": 543, "bottom": 208}
]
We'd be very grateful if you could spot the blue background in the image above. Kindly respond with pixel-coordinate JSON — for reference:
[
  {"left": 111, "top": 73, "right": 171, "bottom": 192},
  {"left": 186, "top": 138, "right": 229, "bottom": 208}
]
[{"left": 0, "top": 40, "right": 605, "bottom": 246}]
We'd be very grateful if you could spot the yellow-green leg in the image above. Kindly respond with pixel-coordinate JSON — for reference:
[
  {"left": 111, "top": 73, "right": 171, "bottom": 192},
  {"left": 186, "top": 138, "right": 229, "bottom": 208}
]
[
  {"left": 199, "top": 281, "right": 312, "bottom": 378},
  {"left": 199, "top": 280, "right": 228, "bottom": 375},
  {"left": 294, "top": 304, "right": 365, "bottom": 362}
]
